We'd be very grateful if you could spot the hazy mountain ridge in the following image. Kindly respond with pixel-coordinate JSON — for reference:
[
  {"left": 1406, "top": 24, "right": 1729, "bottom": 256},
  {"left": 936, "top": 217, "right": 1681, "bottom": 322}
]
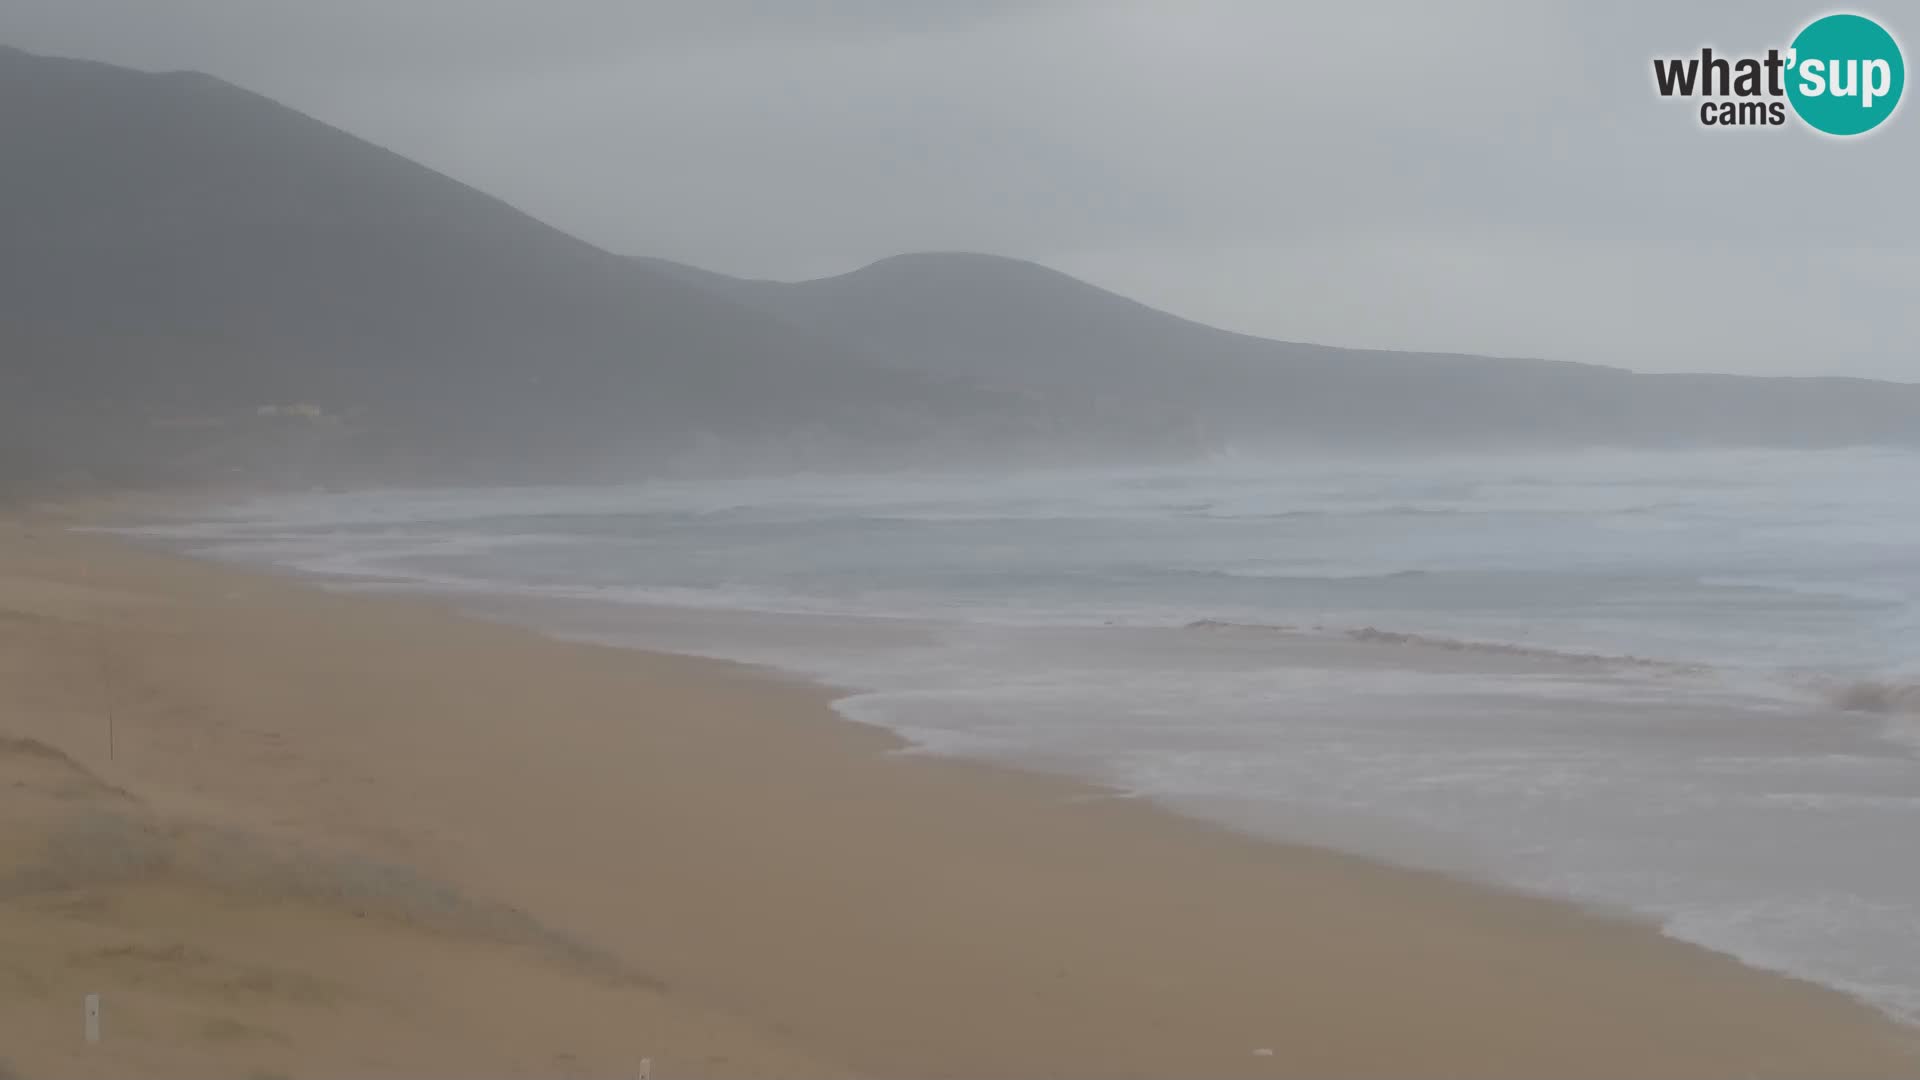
[
  {"left": 1, "top": 45, "right": 1120, "bottom": 489},
  {"left": 3, "top": 44, "right": 1917, "bottom": 493},
  {"left": 639, "top": 251, "right": 1920, "bottom": 449}
]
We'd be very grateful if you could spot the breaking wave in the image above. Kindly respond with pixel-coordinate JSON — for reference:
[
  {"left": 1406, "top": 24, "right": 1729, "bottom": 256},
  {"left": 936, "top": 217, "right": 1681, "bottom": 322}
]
[
  {"left": 1183, "top": 619, "right": 1701, "bottom": 671},
  {"left": 1825, "top": 679, "right": 1920, "bottom": 716}
]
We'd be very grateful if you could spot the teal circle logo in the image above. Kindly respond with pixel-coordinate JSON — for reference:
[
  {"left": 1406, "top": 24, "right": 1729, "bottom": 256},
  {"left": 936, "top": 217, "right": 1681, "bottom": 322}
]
[{"left": 1786, "top": 13, "right": 1905, "bottom": 135}]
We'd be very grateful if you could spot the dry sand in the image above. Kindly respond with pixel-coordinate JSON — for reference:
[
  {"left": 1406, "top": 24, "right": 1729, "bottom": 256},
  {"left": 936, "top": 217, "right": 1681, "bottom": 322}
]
[{"left": 2, "top": 507, "right": 1918, "bottom": 1078}]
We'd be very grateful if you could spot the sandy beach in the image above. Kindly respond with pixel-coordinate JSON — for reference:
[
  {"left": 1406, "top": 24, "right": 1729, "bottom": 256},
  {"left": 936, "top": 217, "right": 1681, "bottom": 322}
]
[{"left": 2, "top": 507, "right": 1918, "bottom": 1079}]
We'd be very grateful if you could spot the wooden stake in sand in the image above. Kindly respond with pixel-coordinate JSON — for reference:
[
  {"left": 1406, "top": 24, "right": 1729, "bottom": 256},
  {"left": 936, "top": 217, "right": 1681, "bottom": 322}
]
[{"left": 84, "top": 994, "right": 100, "bottom": 1044}]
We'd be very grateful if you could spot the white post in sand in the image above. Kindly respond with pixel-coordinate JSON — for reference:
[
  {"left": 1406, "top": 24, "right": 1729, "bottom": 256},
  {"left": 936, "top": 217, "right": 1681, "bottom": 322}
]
[
  {"left": 638, "top": 1058, "right": 652, "bottom": 1079},
  {"left": 84, "top": 994, "right": 101, "bottom": 1044}
]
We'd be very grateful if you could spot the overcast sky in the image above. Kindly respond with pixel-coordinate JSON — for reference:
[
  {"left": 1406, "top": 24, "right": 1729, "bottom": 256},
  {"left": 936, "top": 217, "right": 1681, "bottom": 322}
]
[{"left": 4, "top": 1, "right": 1915, "bottom": 378}]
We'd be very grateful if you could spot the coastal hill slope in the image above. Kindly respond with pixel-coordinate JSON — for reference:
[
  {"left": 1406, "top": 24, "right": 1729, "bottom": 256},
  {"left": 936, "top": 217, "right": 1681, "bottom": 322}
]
[
  {"left": 0, "top": 45, "right": 1038, "bottom": 488},
  {"left": 640, "top": 251, "right": 1920, "bottom": 449},
  {"left": 3, "top": 43, "right": 1918, "bottom": 493},
  {"left": 634, "top": 250, "right": 1613, "bottom": 385}
]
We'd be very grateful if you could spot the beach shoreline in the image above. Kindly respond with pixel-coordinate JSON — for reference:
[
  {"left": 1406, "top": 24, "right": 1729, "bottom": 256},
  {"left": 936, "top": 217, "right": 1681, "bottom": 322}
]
[{"left": 4, "top": 505, "right": 1919, "bottom": 1078}]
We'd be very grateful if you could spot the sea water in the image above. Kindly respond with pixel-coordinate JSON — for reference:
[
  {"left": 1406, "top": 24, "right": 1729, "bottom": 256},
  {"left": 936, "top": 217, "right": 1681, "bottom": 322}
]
[{"left": 120, "top": 447, "right": 1920, "bottom": 1020}]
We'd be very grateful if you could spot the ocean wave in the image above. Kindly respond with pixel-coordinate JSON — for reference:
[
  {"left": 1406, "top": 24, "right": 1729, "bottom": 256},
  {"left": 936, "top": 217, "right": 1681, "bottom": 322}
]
[
  {"left": 1184, "top": 618, "right": 1300, "bottom": 632},
  {"left": 1169, "top": 566, "right": 1433, "bottom": 583},
  {"left": 1184, "top": 619, "right": 1698, "bottom": 671},
  {"left": 1824, "top": 680, "right": 1920, "bottom": 716},
  {"left": 1698, "top": 575, "right": 1908, "bottom": 608}
]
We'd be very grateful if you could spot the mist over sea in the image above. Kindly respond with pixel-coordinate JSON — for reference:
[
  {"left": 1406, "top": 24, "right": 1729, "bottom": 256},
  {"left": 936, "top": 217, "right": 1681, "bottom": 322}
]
[{"left": 127, "top": 448, "right": 1920, "bottom": 1020}]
